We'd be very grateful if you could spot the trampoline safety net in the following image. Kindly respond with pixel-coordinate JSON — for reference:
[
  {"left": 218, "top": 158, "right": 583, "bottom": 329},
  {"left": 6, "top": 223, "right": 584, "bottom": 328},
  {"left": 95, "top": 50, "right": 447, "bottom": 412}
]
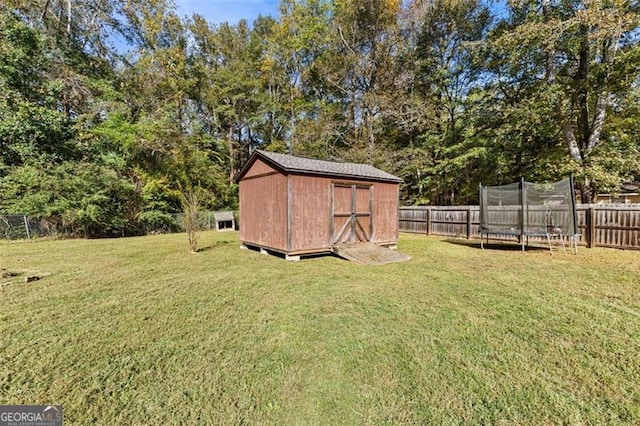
[{"left": 479, "top": 178, "right": 578, "bottom": 237}]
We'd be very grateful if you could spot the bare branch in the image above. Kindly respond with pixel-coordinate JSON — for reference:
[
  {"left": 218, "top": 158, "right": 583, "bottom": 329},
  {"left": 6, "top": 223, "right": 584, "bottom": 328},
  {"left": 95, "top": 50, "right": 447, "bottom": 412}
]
[
  {"left": 337, "top": 25, "right": 357, "bottom": 57},
  {"left": 40, "top": 0, "right": 51, "bottom": 22},
  {"left": 67, "top": 0, "right": 72, "bottom": 35}
]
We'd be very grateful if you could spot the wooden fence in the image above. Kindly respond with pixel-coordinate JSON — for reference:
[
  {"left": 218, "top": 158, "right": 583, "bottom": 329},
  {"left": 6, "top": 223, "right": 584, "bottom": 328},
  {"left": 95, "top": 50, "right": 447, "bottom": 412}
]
[{"left": 399, "top": 204, "right": 640, "bottom": 250}]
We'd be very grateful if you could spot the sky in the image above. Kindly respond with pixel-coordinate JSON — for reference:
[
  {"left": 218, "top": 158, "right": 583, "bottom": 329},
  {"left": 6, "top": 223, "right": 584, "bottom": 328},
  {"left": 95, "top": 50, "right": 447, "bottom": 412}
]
[{"left": 174, "top": 0, "right": 280, "bottom": 25}]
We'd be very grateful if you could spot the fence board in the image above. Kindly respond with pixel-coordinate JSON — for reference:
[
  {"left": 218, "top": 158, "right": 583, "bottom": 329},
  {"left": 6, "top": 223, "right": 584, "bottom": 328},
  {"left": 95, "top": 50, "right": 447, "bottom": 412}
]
[{"left": 400, "top": 204, "right": 640, "bottom": 250}]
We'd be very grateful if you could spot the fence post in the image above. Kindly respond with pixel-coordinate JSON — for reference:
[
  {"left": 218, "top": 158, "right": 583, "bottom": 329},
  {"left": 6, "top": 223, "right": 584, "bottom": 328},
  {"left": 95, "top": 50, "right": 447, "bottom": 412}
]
[
  {"left": 466, "top": 207, "right": 472, "bottom": 239},
  {"left": 426, "top": 208, "right": 431, "bottom": 235},
  {"left": 587, "top": 206, "right": 596, "bottom": 248},
  {"left": 23, "top": 215, "right": 31, "bottom": 240}
]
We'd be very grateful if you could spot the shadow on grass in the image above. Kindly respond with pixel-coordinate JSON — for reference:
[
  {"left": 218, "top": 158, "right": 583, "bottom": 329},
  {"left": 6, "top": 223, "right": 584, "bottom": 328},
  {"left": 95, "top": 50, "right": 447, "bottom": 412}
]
[
  {"left": 444, "top": 237, "right": 551, "bottom": 252},
  {"left": 197, "top": 239, "right": 234, "bottom": 253}
]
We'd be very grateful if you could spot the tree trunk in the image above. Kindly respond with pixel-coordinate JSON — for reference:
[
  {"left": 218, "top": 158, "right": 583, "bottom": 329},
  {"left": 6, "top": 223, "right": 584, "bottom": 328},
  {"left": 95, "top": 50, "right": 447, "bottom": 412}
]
[
  {"left": 579, "top": 180, "right": 594, "bottom": 204},
  {"left": 289, "top": 87, "right": 296, "bottom": 154},
  {"left": 182, "top": 190, "right": 200, "bottom": 253},
  {"left": 555, "top": 26, "right": 620, "bottom": 206},
  {"left": 227, "top": 126, "right": 235, "bottom": 185},
  {"left": 365, "top": 107, "right": 376, "bottom": 163},
  {"left": 67, "top": 0, "right": 72, "bottom": 35}
]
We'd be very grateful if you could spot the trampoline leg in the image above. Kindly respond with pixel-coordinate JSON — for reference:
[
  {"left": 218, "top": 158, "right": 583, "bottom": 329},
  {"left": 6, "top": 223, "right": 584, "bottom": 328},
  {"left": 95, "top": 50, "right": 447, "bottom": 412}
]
[
  {"left": 560, "top": 236, "right": 567, "bottom": 256},
  {"left": 546, "top": 233, "right": 552, "bottom": 255}
]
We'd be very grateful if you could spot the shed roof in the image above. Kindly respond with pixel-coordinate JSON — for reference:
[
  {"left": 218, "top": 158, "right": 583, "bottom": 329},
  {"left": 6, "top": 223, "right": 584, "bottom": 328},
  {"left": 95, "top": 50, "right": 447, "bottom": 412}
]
[
  {"left": 236, "top": 150, "right": 402, "bottom": 183},
  {"left": 214, "top": 211, "right": 235, "bottom": 221}
]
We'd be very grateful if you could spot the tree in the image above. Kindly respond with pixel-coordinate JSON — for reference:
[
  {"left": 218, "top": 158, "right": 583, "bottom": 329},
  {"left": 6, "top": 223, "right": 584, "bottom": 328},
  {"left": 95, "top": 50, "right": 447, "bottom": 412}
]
[
  {"left": 407, "top": 0, "right": 492, "bottom": 204},
  {"left": 120, "top": 9, "right": 226, "bottom": 250},
  {"left": 188, "top": 17, "right": 265, "bottom": 183},
  {"left": 486, "top": 0, "right": 640, "bottom": 201},
  {"left": 320, "top": 0, "right": 403, "bottom": 164},
  {"left": 171, "top": 139, "right": 224, "bottom": 253},
  {"left": 0, "top": 10, "right": 74, "bottom": 170},
  {"left": 264, "top": 0, "right": 336, "bottom": 156}
]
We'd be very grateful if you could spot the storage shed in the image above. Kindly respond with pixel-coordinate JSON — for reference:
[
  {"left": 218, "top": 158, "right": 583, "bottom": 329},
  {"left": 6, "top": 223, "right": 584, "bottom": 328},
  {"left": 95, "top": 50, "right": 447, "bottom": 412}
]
[
  {"left": 213, "top": 211, "right": 235, "bottom": 231},
  {"left": 236, "top": 150, "right": 403, "bottom": 260}
]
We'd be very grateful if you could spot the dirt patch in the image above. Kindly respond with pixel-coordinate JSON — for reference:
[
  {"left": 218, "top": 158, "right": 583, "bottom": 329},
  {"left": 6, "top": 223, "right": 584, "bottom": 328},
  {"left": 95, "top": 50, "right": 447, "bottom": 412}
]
[
  {"left": 333, "top": 243, "right": 411, "bottom": 265},
  {"left": 1, "top": 268, "right": 52, "bottom": 287}
]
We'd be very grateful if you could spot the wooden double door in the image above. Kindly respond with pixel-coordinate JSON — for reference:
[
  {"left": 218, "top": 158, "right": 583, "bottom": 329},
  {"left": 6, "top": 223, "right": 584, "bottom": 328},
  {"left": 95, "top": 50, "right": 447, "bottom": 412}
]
[{"left": 331, "top": 183, "right": 372, "bottom": 244}]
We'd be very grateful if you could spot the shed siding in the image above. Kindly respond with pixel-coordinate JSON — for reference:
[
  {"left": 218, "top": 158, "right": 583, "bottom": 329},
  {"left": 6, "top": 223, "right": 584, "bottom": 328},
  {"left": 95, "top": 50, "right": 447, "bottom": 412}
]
[
  {"left": 238, "top": 152, "right": 401, "bottom": 257},
  {"left": 239, "top": 172, "right": 288, "bottom": 251},
  {"left": 243, "top": 158, "right": 277, "bottom": 179},
  {"left": 372, "top": 182, "right": 399, "bottom": 243},
  {"left": 289, "top": 175, "right": 331, "bottom": 252}
]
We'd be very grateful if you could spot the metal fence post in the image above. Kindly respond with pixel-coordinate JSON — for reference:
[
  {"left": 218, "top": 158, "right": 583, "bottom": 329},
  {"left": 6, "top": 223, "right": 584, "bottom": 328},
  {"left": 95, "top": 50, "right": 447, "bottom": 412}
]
[{"left": 23, "top": 215, "right": 31, "bottom": 239}]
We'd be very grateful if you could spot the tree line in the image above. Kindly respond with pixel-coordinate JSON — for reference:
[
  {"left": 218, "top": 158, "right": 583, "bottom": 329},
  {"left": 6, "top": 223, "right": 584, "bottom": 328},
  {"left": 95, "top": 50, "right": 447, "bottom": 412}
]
[{"left": 1, "top": 0, "right": 638, "bottom": 239}]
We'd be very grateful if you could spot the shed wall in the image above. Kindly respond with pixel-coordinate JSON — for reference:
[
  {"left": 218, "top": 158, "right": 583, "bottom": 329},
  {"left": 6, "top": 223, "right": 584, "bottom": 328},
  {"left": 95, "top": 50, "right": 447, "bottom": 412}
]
[
  {"left": 289, "top": 176, "right": 399, "bottom": 252},
  {"left": 239, "top": 172, "right": 288, "bottom": 252},
  {"left": 243, "top": 158, "right": 277, "bottom": 178},
  {"left": 240, "top": 169, "right": 399, "bottom": 255},
  {"left": 372, "top": 182, "right": 399, "bottom": 244},
  {"left": 289, "top": 175, "right": 331, "bottom": 252}
]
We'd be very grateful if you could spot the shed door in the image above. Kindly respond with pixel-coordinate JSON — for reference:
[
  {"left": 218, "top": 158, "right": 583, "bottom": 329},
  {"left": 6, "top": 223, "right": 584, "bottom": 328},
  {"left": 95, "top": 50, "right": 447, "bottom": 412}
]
[{"left": 331, "top": 183, "right": 372, "bottom": 244}]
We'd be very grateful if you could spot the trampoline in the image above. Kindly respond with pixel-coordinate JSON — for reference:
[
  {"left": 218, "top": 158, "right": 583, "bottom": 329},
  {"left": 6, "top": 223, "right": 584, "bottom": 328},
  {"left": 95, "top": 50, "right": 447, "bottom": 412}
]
[{"left": 479, "top": 177, "right": 579, "bottom": 253}]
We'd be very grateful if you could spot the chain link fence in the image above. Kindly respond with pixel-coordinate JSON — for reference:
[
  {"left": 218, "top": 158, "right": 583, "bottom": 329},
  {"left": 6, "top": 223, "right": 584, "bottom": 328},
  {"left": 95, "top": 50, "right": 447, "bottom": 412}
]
[
  {"left": 0, "top": 215, "right": 52, "bottom": 240},
  {"left": 0, "top": 211, "right": 239, "bottom": 240}
]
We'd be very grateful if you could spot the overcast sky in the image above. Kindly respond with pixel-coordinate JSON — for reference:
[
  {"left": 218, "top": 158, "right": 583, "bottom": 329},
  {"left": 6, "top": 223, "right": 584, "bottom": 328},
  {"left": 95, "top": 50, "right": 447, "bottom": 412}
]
[{"left": 174, "top": 0, "right": 280, "bottom": 25}]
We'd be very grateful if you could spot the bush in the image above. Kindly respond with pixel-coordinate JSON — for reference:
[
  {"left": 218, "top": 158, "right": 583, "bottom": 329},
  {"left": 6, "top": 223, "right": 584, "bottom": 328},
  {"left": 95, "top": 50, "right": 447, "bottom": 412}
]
[
  {"left": 0, "top": 162, "right": 143, "bottom": 237},
  {"left": 139, "top": 177, "right": 181, "bottom": 233}
]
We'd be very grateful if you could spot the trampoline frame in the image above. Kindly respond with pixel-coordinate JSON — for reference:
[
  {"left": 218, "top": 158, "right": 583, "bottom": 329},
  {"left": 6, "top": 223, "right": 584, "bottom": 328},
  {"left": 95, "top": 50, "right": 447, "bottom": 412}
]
[{"left": 479, "top": 177, "right": 580, "bottom": 254}]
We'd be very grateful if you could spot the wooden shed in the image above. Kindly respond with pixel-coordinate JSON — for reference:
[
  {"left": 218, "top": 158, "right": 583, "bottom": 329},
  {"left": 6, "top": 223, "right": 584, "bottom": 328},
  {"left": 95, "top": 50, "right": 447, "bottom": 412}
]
[
  {"left": 213, "top": 211, "right": 235, "bottom": 231},
  {"left": 236, "top": 150, "right": 402, "bottom": 260}
]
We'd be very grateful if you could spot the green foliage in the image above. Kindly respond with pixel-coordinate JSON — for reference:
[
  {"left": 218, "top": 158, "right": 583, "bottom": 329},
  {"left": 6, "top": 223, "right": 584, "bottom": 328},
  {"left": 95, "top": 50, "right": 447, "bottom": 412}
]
[
  {"left": 0, "top": 10, "right": 74, "bottom": 168},
  {"left": 483, "top": 0, "right": 640, "bottom": 201},
  {"left": 0, "top": 162, "right": 140, "bottom": 237},
  {"left": 0, "top": 11, "right": 43, "bottom": 97},
  {"left": 138, "top": 177, "right": 180, "bottom": 232},
  {"left": 1, "top": 0, "right": 639, "bottom": 239}
]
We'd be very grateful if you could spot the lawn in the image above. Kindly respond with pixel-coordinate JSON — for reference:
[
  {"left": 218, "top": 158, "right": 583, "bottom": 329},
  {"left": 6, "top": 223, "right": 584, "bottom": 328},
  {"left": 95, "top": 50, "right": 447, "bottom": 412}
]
[{"left": 1, "top": 232, "right": 639, "bottom": 424}]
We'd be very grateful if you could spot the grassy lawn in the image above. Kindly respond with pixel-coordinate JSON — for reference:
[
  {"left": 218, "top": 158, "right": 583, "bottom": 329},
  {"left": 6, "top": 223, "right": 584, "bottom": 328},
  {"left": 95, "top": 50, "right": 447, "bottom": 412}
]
[{"left": 1, "top": 232, "right": 639, "bottom": 424}]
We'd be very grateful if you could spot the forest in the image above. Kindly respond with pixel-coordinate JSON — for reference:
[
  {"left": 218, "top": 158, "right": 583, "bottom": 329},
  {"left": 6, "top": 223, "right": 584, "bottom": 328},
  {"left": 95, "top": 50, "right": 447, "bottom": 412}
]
[{"left": 1, "top": 0, "right": 639, "bottom": 237}]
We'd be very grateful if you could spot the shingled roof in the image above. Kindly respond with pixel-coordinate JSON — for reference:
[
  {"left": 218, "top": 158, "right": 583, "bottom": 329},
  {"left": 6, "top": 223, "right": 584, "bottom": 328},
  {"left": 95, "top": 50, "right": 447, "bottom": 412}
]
[{"left": 236, "top": 150, "right": 402, "bottom": 183}]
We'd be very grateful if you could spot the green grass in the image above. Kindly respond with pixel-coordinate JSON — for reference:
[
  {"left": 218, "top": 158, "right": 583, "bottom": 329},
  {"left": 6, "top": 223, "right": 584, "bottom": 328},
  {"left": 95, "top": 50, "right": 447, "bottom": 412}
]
[{"left": 1, "top": 232, "right": 639, "bottom": 424}]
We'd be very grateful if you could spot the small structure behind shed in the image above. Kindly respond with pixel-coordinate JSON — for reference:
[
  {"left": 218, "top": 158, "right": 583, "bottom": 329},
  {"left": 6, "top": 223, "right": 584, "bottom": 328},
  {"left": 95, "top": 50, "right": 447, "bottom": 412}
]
[
  {"left": 214, "top": 211, "right": 235, "bottom": 232},
  {"left": 235, "top": 150, "right": 403, "bottom": 260}
]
